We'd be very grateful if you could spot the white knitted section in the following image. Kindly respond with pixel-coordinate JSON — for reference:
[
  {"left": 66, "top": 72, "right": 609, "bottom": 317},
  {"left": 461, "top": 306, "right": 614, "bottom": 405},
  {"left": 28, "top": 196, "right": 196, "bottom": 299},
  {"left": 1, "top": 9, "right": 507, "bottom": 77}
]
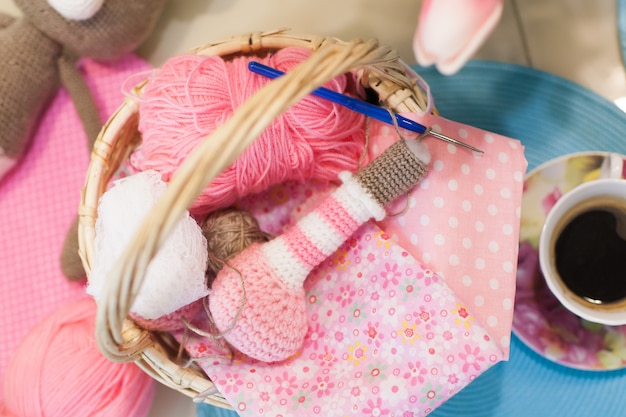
[
  {"left": 48, "top": 0, "right": 104, "bottom": 20},
  {"left": 295, "top": 211, "right": 346, "bottom": 257},
  {"left": 404, "top": 138, "right": 431, "bottom": 164},
  {"left": 337, "top": 171, "right": 387, "bottom": 221},
  {"left": 87, "top": 170, "right": 209, "bottom": 319},
  {"left": 261, "top": 238, "right": 311, "bottom": 291}
]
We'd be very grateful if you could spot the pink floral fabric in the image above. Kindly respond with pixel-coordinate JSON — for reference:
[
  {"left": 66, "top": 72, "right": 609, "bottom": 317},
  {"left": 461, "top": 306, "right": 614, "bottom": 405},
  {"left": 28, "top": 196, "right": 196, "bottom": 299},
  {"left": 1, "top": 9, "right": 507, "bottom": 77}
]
[
  {"left": 185, "top": 188, "right": 503, "bottom": 416},
  {"left": 181, "top": 115, "right": 526, "bottom": 416}
]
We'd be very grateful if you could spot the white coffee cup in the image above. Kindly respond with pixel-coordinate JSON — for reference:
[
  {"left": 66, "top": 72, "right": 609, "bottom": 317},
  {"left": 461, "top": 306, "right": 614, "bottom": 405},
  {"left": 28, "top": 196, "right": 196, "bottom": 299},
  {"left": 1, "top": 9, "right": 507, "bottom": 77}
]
[{"left": 539, "top": 153, "right": 626, "bottom": 326}]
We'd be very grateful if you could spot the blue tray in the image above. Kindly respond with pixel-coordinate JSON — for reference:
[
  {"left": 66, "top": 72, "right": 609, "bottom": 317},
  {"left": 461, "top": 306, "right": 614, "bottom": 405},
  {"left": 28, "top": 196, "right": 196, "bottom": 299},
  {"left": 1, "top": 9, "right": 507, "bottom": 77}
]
[{"left": 417, "top": 61, "right": 626, "bottom": 416}]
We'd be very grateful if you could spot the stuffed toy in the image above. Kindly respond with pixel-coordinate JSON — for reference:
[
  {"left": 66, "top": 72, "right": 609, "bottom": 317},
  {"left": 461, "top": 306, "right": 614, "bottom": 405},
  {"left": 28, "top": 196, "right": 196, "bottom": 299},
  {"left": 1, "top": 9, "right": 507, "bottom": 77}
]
[
  {"left": 0, "top": 0, "right": 168, "bottom": 279},
  {"left": 208, "top": 138, "right": 431, "bottom": 362},
  {"left": 413, "top": 0, "right": 503, "bottom": 75}
]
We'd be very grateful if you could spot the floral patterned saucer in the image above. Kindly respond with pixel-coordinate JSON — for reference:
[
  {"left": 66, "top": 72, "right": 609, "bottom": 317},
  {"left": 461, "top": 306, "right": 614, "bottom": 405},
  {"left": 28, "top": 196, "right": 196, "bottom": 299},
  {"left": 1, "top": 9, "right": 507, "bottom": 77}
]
[{"left": 513, "top": 151, "right": 626, "bottom": 371}]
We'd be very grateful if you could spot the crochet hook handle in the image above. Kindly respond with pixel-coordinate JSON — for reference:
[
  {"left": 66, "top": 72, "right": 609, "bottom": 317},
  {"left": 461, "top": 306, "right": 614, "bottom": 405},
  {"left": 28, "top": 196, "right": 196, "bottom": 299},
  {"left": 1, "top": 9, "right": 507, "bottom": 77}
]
[{"left": 248, "top": 61, "right": 484, "bottom": 154}]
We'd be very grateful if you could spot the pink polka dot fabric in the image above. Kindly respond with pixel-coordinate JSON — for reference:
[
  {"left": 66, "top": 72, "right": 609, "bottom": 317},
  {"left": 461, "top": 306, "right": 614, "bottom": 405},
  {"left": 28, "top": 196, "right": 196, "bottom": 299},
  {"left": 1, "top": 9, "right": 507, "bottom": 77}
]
[
  {"left": 0, "top": 55, "right": 151, "bottom": 384},
  {"left": 373, "top": 114, "right": 527, "bottom": 358}
]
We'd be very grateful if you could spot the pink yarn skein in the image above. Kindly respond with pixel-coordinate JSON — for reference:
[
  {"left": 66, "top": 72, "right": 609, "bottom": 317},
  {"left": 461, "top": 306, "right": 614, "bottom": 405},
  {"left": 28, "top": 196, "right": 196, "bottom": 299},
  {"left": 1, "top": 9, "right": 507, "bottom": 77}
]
[
  {"left": 209, "top": 139, "right": 430, "bottom": 362},
  {"left": 1, "top": 297, "right": 155, "bottom": 417},
  {"left": 137, "top": 47, "right": 366, "bottom": 217}
]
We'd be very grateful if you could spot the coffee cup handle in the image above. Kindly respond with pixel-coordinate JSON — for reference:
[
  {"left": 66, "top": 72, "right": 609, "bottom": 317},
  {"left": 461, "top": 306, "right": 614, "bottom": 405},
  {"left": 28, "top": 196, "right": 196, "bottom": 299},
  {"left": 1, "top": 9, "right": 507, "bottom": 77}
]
[{"left": 600, "top": 153, "right": 624, "bottom": 179}]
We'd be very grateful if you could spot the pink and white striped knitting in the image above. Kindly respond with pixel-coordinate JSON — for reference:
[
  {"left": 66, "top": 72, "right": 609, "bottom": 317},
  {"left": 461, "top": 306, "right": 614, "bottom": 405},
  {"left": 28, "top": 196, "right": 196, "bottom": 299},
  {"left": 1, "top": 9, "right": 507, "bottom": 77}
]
[{"left": 208, "top": 139, "right": 430, "bottom": 362}]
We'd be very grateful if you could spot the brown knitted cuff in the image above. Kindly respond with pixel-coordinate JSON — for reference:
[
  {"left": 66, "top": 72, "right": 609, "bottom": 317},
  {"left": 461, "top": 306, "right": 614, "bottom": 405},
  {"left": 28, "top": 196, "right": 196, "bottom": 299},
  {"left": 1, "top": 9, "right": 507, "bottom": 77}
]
[{"left": 355, "top": 140, "right": 428, "bottom": 207}]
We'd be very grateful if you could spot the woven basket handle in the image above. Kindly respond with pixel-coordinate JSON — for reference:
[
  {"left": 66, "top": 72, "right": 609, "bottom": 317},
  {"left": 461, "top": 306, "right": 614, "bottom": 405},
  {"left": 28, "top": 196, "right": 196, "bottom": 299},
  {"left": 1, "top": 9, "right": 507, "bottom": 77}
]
[{"left": 92, "top": 36, "right": 412, "bottom": 361}]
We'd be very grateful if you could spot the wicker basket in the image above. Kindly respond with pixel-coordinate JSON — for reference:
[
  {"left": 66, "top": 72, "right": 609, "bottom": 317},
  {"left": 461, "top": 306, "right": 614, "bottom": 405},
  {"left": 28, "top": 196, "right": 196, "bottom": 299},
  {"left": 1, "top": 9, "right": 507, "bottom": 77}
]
[{"left": 77, "top": 29, "right": 431, "bottom": 408}]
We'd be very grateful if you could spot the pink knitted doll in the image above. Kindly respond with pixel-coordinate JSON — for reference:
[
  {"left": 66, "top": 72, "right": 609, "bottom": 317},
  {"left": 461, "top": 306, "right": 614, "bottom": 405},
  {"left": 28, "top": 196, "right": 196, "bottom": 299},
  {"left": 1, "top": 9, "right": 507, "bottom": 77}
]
[{"left": 208, "top": 138, "right": 430, "bottom": 362}]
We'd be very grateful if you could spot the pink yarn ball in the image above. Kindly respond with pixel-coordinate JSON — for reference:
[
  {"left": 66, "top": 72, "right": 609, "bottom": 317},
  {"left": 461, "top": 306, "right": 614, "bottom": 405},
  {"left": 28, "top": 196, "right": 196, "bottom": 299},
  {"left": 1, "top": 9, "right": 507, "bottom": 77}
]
[
  {"left": 208, "top": 243, "right": 308, "bottom": 362},
  {"left": 137, "top": 47, "right": 366, "bottom": 217},
  {"left": 1, "top": 297, "right": 155, "bottom": 417}
]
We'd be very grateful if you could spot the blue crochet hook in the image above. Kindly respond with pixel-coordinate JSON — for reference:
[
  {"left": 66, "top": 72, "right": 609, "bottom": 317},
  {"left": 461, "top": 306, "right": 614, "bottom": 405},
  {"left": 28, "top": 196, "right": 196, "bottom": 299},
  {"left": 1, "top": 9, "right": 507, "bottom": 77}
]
[{"left": 248, "top": 61, "right": 483, "bottom": 154}]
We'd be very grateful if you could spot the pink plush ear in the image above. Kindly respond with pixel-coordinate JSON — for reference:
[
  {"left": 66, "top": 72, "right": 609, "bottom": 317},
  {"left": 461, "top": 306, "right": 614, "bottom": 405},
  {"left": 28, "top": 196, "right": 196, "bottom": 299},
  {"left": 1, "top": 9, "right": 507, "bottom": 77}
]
[{"left": 413, "top": 0, "right": 503, "bottom": 75}]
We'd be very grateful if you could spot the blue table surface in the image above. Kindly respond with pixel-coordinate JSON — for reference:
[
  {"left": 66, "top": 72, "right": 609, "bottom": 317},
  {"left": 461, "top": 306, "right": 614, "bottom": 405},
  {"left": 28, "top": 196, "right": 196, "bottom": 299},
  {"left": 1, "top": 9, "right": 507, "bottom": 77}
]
[
  {"left": 420, "top": 60, "right": 626, "bottom": 417},
  {"left": 198, "top": 60, "right": 626, "bottom": 417}
]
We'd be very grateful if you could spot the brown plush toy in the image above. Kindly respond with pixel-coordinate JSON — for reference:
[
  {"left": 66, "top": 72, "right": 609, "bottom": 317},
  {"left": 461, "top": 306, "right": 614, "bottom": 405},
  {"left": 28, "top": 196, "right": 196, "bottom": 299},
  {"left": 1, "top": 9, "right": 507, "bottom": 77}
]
[{"left": 0, "top": 0, "right": 167, "bottom": 279}]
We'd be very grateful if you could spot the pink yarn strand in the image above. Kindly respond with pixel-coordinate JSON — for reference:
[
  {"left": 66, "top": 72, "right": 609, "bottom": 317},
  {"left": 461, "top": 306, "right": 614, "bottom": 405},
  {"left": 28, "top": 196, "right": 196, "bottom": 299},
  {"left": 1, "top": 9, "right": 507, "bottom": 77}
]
[{"left": 137, "top": 47, "right": 366, "bottom": 217}]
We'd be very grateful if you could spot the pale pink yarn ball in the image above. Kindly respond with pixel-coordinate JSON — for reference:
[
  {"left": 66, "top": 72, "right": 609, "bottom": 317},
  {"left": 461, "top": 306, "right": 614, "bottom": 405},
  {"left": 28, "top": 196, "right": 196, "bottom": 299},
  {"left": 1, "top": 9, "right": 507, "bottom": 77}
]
[
  {"left": 1, "top": 297, "right": 154, "bottom": 417},
  {"left": 208, "top": 243, "right": 308, "bottom": 362}
]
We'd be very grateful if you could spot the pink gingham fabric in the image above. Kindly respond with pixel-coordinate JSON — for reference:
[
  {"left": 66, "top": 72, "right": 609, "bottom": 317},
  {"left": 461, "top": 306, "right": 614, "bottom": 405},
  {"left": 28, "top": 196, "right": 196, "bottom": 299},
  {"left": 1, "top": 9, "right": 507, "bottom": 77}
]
[
  {"left": 181, "top": 116, "right": 526, "bottom": 416},
  {"left": 0, "top": 55, "right": 151, "bottom": 384}
]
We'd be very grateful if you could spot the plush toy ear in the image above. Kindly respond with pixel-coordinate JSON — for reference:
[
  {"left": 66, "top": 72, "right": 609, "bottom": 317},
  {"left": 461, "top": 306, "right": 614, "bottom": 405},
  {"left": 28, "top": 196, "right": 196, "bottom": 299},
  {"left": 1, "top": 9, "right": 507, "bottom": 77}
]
[{"left": 413, "top": 0, "right": 503, "bottom": 75}]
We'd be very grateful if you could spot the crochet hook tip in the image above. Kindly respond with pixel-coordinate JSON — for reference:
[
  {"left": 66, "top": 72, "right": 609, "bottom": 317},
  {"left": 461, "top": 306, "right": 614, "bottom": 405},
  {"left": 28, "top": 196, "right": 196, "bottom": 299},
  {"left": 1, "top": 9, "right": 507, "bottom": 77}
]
[
  {"left": 427, "top": 129, "right": 484, "bottom": 154},
  {"left": 249, "top": 60, "right": 485, "bottom": 154}
]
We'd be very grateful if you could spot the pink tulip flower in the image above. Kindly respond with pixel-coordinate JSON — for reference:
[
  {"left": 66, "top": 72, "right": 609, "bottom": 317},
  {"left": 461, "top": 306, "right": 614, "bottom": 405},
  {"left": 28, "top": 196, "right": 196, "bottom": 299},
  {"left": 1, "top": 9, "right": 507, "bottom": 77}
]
[{"left": 413, "top": 0, "right": 503, "bottom": 75}]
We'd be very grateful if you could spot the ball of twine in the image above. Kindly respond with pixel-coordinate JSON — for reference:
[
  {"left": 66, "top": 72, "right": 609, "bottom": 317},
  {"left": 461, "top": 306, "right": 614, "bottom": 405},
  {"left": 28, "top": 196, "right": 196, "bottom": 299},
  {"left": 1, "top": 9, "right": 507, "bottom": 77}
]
[{"left": 201, "top": 208, "right": 270, "bottom": 282}]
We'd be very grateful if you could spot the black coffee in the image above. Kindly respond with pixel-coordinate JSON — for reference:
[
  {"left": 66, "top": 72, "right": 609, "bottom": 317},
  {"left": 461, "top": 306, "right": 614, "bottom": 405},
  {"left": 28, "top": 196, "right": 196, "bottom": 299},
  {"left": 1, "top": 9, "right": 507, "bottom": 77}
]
[{"left": 555, "top": 203, "right": 626, "bottom": 305}]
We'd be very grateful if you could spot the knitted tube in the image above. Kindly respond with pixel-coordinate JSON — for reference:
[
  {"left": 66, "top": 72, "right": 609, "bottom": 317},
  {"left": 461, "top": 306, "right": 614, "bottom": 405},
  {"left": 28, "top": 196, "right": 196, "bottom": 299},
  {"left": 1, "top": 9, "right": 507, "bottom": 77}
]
[
  {"left": 263, "top": 139, "right": 429, "bottom": 290},
  {"left": 354, "top": 139, "right": 429, "bottom": 208},
  {"left": 209, "top": 139, "right": 429, "bottom": 362}
]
